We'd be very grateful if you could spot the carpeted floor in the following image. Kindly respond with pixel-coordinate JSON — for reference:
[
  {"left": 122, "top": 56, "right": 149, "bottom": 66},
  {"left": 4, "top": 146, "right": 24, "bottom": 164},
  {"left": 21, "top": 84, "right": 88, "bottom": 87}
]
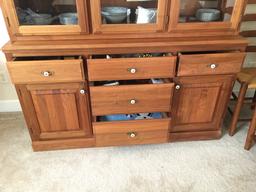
[{"left": 0, "top": 112, "right": 256, "bottom": 192}]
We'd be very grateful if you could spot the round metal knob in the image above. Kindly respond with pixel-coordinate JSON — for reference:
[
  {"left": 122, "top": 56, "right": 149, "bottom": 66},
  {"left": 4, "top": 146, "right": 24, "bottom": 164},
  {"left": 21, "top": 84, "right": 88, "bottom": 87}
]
[
  {"left": 41, "top": 71, "right": 52, "bottom": 77},
  {"left": 175, "top": 85, "right": 181, "bottom": 90},
  {"left": 128, "top": 132, "right": 137, "bottom": 138},
  {"left": 129, "top": 68, "right": 137, "bottom": 74},
  {"left": 130, "top": 99, "right": 137, "bottom": 105},
  {"left": 80, "top": 90, "right": 86, "bottom": 94},
  {"left": 210, "top": 64, "right": 217, "bottom": 69}
]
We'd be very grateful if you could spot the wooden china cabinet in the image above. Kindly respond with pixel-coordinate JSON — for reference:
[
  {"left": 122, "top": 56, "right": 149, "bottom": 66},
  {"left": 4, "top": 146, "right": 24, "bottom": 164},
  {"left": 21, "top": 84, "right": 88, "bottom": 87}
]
[{"left": 0, "top": 0, "right": 248, "bottom": 151}]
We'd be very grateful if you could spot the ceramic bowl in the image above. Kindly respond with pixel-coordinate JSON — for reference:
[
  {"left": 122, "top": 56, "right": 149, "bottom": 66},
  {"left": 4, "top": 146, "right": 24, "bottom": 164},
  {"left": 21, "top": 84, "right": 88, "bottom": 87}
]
[
  {"left": 101, "top": 7, "right": 129, "bottom": 24},
  {"left": 196, "top": 9, "right": 221, "bottom": 22},
  {"left": 59, "top": 13, "right": 78, "bottom": 25}
]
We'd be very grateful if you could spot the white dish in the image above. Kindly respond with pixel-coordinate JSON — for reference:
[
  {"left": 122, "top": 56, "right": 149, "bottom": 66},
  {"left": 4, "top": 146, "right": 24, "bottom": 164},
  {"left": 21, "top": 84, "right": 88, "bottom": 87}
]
[{"left": 196, "top": 9, "right": 221, "bottom": 22}]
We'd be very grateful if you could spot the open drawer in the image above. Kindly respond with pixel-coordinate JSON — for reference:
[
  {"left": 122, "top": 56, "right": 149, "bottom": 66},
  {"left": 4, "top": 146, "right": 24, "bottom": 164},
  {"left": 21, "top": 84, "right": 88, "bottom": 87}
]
[
  {"left": 93, "top": 113, "right": 171, "bottom": 147},
  {"left": 87, "top": 53, "right": 176, "bottom": 81},
  {"left": 90, "top": 79, "right": 174, "bottom": 116},
  {"left": 7, "top": 56, "right": 85, "bottom": 84},
  {"left": 178, "top": 52, "right": 246, "bottom": 76}
]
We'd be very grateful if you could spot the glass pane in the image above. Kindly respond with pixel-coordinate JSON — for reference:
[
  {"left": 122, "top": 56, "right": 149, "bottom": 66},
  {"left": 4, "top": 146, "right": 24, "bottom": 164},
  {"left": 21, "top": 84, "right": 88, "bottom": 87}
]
[
  {"left": 14, "top": 0, "right": 78, "bottom": 25},
  {"left": 179, "top": 0, "right": 236, "bottom": 23},
  {"left": 100, "top": 0, "right": 158, "bottom": 24}
]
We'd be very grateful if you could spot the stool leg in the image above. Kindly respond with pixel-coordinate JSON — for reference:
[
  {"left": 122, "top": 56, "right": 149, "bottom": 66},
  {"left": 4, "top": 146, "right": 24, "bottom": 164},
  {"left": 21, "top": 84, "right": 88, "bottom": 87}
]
[
  {"left": 244, "top": 106, "right": 256, "bottom": 150},
  {"left": 229, "top": 82, "right": 248, "bottom": 136},
  {"left": 251, "top": 90, "right": 256, "bottom": 110}
]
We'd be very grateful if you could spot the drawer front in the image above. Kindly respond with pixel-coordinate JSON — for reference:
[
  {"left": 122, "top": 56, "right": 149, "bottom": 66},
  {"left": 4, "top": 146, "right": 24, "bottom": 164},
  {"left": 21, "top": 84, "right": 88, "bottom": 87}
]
[
  {"left": 178, "top": 53, "right": 246, "bottom": 76},
  {"left": 7, "top": 59, "right": 84, "bottom": 84},
  {"left": 94, "top": 119, "right": 170, "bottom": 147},
  {"left": 90, "top": 83, "right": 174, "bottom": 116},
  {"left": 88, "top": 57, "right": 176, "bottom": 81}
]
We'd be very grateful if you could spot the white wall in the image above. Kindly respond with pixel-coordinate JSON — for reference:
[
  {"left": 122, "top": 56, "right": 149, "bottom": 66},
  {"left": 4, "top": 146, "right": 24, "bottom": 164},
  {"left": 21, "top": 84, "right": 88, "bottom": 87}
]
[{"left": 0, "top": 8, "right": 21, "bottom": 112}]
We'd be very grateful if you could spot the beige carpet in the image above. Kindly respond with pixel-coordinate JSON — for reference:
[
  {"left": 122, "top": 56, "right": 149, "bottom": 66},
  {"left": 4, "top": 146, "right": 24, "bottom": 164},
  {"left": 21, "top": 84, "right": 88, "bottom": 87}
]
[{"left": 0, "top": 112, "right": 256, "bottom": 192}]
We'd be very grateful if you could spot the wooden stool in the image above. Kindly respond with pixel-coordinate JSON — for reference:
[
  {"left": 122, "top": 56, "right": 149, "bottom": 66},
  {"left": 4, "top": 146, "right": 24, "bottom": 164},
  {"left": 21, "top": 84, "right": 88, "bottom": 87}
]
[{"left": 229, "top": 68, "right": 256, "bottom": 150}]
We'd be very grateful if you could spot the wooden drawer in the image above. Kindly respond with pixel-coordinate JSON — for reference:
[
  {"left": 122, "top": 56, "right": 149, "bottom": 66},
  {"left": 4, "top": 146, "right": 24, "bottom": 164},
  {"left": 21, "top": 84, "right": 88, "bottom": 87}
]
[
  {"left": 90, "top": 82, "right": 174, "bottom": 116},
  {"left": 87, "top": 56, "right": 176, "bottom": 81},
  {"left": 94, "top": 118, "right": 170, "bottom": 147},
  {"left": 7, "top": 59, "right": 84, "bottom": 84},
  {"left": 178, "top": 52, "right": 246, "bottom": 76}
]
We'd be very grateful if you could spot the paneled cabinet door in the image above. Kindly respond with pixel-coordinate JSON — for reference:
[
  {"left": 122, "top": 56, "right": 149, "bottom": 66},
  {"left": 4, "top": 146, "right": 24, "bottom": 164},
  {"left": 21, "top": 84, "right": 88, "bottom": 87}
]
[
  {"left": 1, "top": 0, "right": 89, "bottom": 36},
  {"left": 169, "top": 0, "right": 246, "bottom": 32},
  {"left": 17, "top": 83, "right": 92, "bottom": 140},
  {"left": 171, "top": 75, "right": 234, "bottom": 132},
  {"left": 90, "top": 0, "right": 169, "bottom": 33}
]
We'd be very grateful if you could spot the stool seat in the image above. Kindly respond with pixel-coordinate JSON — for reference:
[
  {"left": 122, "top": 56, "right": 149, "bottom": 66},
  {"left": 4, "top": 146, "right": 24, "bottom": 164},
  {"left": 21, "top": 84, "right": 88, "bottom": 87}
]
[{"left": 238, "top": 68, "right": 256, "bottom": 88}]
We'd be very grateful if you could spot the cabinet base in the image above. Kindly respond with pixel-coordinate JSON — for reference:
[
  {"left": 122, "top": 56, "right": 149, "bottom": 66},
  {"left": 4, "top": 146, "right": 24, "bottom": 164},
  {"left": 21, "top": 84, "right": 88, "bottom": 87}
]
[
  {"left": 32, "top": 138, "right": 95, "bottom": 152},
  {"left": 169, "top": 130, "right": 222, "bottom": 142},
  {"left": 31, "top": 131, "right": 222, "bottom": 151}
]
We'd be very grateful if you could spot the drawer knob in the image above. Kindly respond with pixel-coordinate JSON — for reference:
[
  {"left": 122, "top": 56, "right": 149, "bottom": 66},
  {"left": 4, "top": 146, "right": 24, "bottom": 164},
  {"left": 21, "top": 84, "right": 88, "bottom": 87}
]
[
  {"left": 175, "top": 85, "right": 181, "bottom": 90},
  {"left": 128, "top": 132, "right": 137, "bottom": 138},
  {"left": 210, "top": 64, "right": 217, "bottom": 69},
  {"left": 80, "top": 90, "right": 86, "bottom": 94},
  {"left": 130, "top": 99, "right": 137, "bottom": 105},
  {"left": 41, "top": 71, "right": 53, "bottom": 77},
  {"left": 128, "top": 68, "right": 137, "bottom": 74}
]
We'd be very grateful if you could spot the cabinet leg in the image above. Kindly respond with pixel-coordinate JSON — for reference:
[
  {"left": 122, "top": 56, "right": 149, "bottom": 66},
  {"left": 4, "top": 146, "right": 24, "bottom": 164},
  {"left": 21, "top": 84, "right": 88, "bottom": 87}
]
[
  {"left": 229, "top": 82, "right": 248, "bottom": 136},
  {"left": 244, "top": 105, "right": 256, "bottom": 150}
]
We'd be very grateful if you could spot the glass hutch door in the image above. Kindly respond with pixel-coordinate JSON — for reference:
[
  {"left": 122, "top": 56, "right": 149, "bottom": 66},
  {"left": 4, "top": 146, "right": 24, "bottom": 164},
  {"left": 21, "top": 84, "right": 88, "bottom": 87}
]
[
  {"left": 169, "top": 0, "right": 246, "bottom": 32},
  {"left": 90, "top": 0, "right": 168, "bottom": 33},
  {"left": 2, "top": 0, "right": 88, "bottom": 35}
]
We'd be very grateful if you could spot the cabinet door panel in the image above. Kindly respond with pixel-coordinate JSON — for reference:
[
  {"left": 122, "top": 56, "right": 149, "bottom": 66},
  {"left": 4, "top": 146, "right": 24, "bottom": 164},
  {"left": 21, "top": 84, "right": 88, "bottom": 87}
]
[
  {"left": 90, "top": 0, "right": 168, "bottom": 33},
  {"left": 18, "top": 83, "right": 92, "bottom": 140},
  {"left": 172, "top": 75, "right": 234, "bottom": 132},
  {"left": 31, "top": 89, "right": 81, "bottom": 133},
  {"left": 175, "top": 83, "right": 221, "bottom": 124},
  {"left": 2, "top": 0, "right": 88, "bottom": 35},
  {"left": 169, "top": 0, "right": 246, "bottom": 32}
]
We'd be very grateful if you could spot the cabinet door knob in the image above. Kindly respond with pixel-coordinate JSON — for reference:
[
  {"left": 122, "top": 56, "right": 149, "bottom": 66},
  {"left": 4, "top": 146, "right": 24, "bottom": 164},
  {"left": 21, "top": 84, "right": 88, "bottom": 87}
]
[
  {"left": 128, "top": 132, "right": 137, "bottom": 138},
  {"left": 80, "top": 90, "right": 86, "bottom": 94},
  {"left": 175, "top": 85, "right": 181, "bottom": 90},
  {"left": 128, "top": 68, "right": 137, "bottom": 74},
  {"left": 130, "top": 99, "right": 137, "bottom": 105},
  {"left": 41, "top": 71, "right": 53, "bottom": 77},
  {"left": 210, "top": 64, "right": 217, "bottom": 69}
]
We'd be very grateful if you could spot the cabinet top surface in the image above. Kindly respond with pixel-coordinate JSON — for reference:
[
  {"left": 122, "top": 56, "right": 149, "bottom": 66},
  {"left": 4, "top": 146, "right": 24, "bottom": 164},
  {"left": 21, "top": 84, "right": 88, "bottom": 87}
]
[{"left": 2, "top": 35, "right": 248, "bottom": 56}]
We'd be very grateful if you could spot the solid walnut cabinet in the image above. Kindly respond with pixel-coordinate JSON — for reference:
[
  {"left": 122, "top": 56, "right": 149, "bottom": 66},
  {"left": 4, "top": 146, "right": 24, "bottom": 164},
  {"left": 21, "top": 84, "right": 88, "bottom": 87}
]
[
  {"left": 17, "top": 83, "right": 92, "bottom": 141},
  {"left": 0, "top": 0, "right": 249, "bottom": 151}
]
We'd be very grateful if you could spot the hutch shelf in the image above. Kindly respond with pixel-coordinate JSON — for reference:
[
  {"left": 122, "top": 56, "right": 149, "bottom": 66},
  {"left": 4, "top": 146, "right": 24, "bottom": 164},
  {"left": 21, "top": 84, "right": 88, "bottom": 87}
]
[{"left": 0, "top": 0, "right": 248, "bottom": 151}]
